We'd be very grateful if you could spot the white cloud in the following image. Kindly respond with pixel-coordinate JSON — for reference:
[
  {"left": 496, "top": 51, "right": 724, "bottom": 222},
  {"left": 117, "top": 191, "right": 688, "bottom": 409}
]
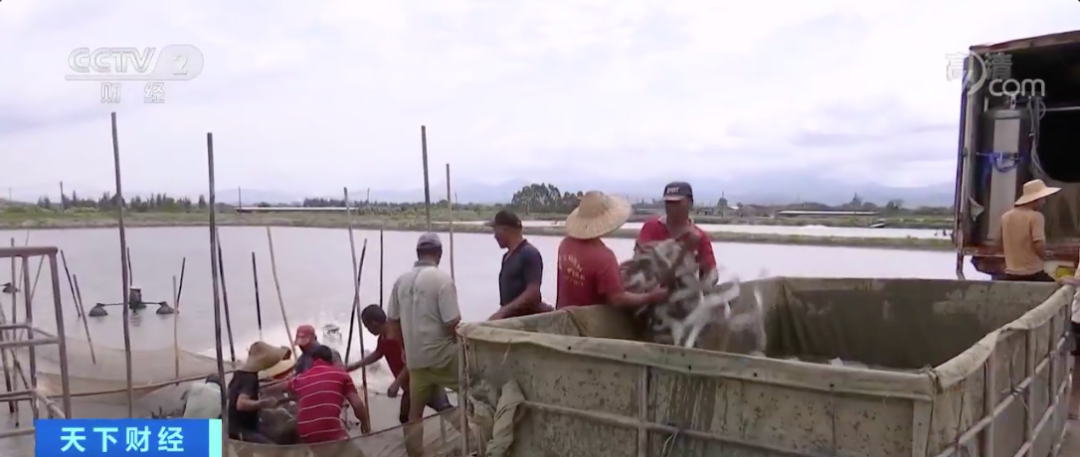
[{"left": 0, "top": 0, "right": 1075, "bottom": 201}]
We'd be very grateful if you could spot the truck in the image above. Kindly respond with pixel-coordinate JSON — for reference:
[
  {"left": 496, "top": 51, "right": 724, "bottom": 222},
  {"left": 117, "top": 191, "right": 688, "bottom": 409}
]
[
  {"left": 459, "top": 278, "right": 1075, "bottom": 456},
  {"left": 954, "top": 29, "right": 1080, "bottom": 279}
]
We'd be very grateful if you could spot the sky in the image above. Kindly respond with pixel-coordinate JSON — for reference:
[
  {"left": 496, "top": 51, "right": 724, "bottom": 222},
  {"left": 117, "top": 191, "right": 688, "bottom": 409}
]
[{"left": 0, "top": 0, "right": 1076, "bottom": 202}]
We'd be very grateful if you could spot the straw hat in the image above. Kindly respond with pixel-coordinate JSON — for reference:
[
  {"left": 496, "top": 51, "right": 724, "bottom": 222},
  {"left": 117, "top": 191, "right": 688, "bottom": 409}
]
[
  {"left": 1015, "top": 179, "right": 1060, "bottom": 206},
  {"left": 239, "top": 341, "right": 292, "bottom": 373},
  {"left": 564, "top": 191, "right": 632, "bottom": 240},
  {"left": 260, "top": 357, "right": 296, "bottom": 380}
]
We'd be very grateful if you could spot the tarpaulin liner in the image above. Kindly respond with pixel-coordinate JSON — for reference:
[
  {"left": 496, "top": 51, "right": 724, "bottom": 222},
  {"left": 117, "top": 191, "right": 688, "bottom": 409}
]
[{"left": 460, "top": 278, "right": 1075, "bottom": 457}]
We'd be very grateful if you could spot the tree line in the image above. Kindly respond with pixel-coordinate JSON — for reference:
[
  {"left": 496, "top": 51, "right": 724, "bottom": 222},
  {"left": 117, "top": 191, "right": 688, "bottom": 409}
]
[
  {"left": 9, "top": 186, "right": 953, "bottom": 217},
  {"left": 37, "top": 192, "right": 209, "bottom": 213}
]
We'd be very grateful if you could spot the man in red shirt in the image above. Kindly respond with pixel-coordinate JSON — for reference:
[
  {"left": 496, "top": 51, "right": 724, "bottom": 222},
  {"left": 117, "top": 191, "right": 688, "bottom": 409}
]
[
  {"left": 556, "top": 191, "right": 669, "bottom": 309},
  {"left": 270, "top": 345, "right": 370, "bottom": 447},
  {"left": 351, "top": 305, "right": 453, "bottom": 424},
  {"left": 637, "top": 181, "right": 717, "bottom": 280}
]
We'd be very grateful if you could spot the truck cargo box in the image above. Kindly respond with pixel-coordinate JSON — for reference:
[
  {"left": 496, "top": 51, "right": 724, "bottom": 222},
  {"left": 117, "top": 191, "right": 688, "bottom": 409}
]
[{"left": 460, "top": 278, "right": 1074, "bottom": 457}]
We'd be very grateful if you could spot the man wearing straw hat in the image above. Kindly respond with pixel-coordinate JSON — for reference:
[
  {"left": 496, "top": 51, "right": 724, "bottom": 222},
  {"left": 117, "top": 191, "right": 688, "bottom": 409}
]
[
  {"left": 227, "top": 341, "right": 292, "bottom": 443},
  {"left": 556, "top": 191, "right": 670, "bottom": 309},
  {"left": 386, "top": 233, "right": 464, "bottom": 456},
  {"left": 998, "top": 179, "right": 1060, "bottom": 282}
]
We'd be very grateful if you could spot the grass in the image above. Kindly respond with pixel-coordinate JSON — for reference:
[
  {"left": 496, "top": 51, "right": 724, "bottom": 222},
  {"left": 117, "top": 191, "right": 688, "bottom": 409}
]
[{"left": 0, "top": 210, "right": 955, "bottom": 251}]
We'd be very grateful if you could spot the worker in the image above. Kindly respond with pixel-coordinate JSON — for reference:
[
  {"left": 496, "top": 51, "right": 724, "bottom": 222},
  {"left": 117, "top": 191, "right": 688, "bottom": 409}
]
[
  {"left": 999, "top": 179, "right": 1060, "bottom": 282},
  {"left": 637, "top": 181, "right": 717, "bottom": 280},
  {"left": 285, "top": 345, "right": 370, "bottom": 444},
  {"left": 293, "top": 324, "right": 343, "bottom": 375},
  {"left": 227, "top": 342, "right": 291, "bottom": 443},
  {"left": 181, "top": 374, "right": 223, "bottom": 419},
  {"left": 555, "top": 191, "right": 669, "bottom": 309},
  {"left": 485, "top": 209, "right": 552, "bottom": 320},
  {"left": 350, "top": 304, "right": 453, "bottom": 424},
  {"left": 386, "top": 233, "right": 464, "bottom": 456}
]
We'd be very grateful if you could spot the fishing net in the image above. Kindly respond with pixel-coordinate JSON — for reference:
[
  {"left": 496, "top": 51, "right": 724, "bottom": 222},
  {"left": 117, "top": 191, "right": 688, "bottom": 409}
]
[
  {"left": 13, "top": 334, "right": 234, "bottom": 397},
  {"left": 0, "top": 332, "right": 469, "bottom": 457}
]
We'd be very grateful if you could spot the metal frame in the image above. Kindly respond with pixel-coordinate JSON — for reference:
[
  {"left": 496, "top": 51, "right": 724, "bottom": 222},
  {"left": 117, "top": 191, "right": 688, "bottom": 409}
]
[{"left": 0, "top": 246, "right": 73, "bottom": 439}]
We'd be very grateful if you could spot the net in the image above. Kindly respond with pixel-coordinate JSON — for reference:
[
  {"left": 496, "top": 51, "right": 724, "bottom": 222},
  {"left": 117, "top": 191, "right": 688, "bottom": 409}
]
[
  {"left": 14, "top": 334, "right": 234, "bottom": 396},
  {"left": 0, "top": 334, "right": 470, "bottom": 457}
]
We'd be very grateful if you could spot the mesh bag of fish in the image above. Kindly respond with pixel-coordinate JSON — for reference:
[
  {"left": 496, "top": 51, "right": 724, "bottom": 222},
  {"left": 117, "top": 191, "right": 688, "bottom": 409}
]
[{"left": 622, "top": 236, "right": 767, "bottom": 355}]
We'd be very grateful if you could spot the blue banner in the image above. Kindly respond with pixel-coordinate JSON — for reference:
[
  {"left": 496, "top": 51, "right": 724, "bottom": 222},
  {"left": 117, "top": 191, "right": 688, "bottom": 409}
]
[{"left": 35, "top": 419, "right": 222, "bottom": 457}]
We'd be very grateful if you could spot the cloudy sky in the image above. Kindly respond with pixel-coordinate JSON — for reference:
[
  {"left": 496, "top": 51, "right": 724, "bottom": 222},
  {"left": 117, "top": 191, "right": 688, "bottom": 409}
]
[{"left": 0, "top": 0, "right": 1075, "bottom": 201}]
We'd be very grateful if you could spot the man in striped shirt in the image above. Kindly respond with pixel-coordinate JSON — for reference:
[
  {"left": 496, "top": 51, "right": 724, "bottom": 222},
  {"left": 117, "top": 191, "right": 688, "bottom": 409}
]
[{"left": 285, "top": 345, "right": 371, "bottom": 444}]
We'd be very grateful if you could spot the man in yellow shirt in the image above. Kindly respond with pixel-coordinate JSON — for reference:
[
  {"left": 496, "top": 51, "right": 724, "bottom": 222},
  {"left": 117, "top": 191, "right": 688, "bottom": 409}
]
[{"left": 999, "top": 179, "right": 1060, "bottom": 282}]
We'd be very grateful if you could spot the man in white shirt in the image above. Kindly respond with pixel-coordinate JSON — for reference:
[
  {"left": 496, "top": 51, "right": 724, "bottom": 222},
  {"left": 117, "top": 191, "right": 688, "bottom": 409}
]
[
  {"left": 386, "top": 233, "right": 463, "bottom": 456},
  {"left": 182, "top": 374, "right": 223, "bottom": 419}
]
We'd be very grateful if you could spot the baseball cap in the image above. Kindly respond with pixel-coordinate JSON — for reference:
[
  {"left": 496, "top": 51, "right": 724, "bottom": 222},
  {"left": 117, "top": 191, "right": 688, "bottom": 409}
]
[
  {"left": 663, "top": 182, "right": 693, "bottom": 201},
  {"left": 416, "top": 233, "right": 443, "bottom": 250},
  {"left": 295, "top": 325, "right": 316, "bottom": 344},
  {"left": 484, "top": 210, "right": 522, "bottom": 229}
]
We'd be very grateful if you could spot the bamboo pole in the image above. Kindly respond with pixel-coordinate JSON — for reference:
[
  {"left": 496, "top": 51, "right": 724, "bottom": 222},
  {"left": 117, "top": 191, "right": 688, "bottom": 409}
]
[
  {"left": 1, "top": 239, "right": 14, "bottom": 413},
  {"left": 205, "top": 131, "right": 230, "bottom": 441},
  {"left": 10, "top": 232, "right": 28, "bottom": 326},
  {"left": 379, "top": 227, "right": 385, "bottom": 308},
  {"left": 172, "top": 275, "right": 179, "bottom": 379},
  {"left": 251, "top": 253, "right": 263, "bottom": 340},
  {"left": 126, "top": 247, "right": 134, "bottom": 289},
  {"left": 265, "top": 227, "right": 295, "bottom": 350},
  {"left": 72, "top": 275, "right": 88, "bottom": 329},
  {"left": 421, "top": 125, "right": 433, "bottom": 231},
  {"left": 59, "top": 252, "right": 95, "bottom": 364},
  {"left": 349, "top": 241, "right": 369, "bottom": 406},
  {"left": 343, "top": 187, "right": 359, "bottom": 356},
  {"left": 343, "top": 187, "right": 370, "bottom": 405},
  {"left": 445, "top": 163, "right": 455, "bottom": 281},
  {"left": 110, "top": 111, "right": 135, "bottom": 417},
  {"left": 216, "top": 238, "right": 237, "bottom": 362},
  {"left": 8, "top": 238, "right": 15, "bottom": 338},
  {"left": 173, "top": 258, "right": 187, "bottom": 379}
]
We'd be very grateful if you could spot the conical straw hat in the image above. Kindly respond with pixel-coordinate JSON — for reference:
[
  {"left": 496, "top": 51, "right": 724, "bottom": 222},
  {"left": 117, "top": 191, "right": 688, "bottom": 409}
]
[
  {"left": 1015, "top": 179, "right": 1060, "bottom": 205},
  {"left": 240, "top": 341, "right": 292, "bottom": 373},
  {"left": 564, "top": 191, "right": 632, "bottom": 240}
]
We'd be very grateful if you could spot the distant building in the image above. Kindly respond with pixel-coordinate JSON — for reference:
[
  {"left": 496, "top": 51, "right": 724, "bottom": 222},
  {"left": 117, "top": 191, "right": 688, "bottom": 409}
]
[{"left": 775, "top": 210, "right": 879, "bottom": 217}]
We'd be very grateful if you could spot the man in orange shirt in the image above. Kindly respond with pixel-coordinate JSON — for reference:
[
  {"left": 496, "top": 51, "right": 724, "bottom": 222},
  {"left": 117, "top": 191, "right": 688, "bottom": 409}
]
[
  {"left": 998, "top": 179, "right": 1059, "bottom": 282},
  {"left": 555, "top": 191, "right": 668, "bottom": 309}
]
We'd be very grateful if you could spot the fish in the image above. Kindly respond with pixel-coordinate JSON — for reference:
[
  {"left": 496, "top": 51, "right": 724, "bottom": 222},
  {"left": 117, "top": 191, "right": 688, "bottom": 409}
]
[{"left": 622, "top": 236, "right": 767, "bottom": 354}]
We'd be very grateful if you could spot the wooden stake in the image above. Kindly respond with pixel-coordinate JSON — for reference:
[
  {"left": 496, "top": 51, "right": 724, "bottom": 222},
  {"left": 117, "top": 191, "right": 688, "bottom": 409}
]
[
  {"left": 266, "top": 227, "right": 295, "bottom": 349},
  {"left": 1, "top": 239, "right": 14, "bottom": 413},
  {"left": 205, "top": 132, "right": 230, "bottom": 441},
  {"left": 109, "top": 111, "right": 135, "bottom": 417},
  {"left": 60, "top": 252, "right": 95, "bottom": 364},
  {"left": 421, "top": 125, "right": 433, "bottom": 231},
  {"left": 216, "top": 238, "right": 237, "bottom": 362},
  {"left": 445, "top": 164, "right": 455, "bottom": 281},
  {"left": 172, "top": 275, "right": 179, "bottom": 379},
  {"left": 379, "top": 227, "right": 385, "bottom": 308},
  {"left": 173, "top": 257, "right": 187, "bottom": 378},
  {"left": 251, "top": 253, "right": 263, "bottom": 340},
  {"left": 343, "top": 188, "right": 369, "bottom": 405}
]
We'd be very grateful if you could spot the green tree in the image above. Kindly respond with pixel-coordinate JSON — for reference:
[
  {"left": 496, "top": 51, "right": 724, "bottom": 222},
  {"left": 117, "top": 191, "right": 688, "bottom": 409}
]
[{"left": 510, "top": 183, "right": 582, "bottom": 213}]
